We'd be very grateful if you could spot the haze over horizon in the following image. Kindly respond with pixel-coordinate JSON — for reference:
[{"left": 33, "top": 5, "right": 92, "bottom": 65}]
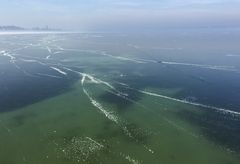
[
  {"left": 0, "top": 0, "right": 240, "bottom": 30},
  {"left": 0, "top": 0, "right": 240, "bottom": 32}
]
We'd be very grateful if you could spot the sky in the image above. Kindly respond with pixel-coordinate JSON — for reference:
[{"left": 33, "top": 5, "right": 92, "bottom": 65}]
[{"left": 0, "top": 0, "right": 240, "bottom": 31}]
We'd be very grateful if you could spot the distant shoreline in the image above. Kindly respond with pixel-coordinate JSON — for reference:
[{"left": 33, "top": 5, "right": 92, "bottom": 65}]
[{"left": 0, "top": 31, "right": 77, "bottom": 35}]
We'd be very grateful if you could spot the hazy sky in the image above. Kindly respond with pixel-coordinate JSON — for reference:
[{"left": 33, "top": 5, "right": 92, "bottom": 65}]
[{"left": 0, "top": 0, "right": 240, "bottom": 31}]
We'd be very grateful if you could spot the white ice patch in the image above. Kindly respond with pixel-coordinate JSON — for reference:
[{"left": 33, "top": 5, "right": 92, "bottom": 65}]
[
  {"left": 0, "top": 50, "right": 16, "bottom": 63},
  {"left": 161, "top": 61, "right": 237, "bottom": 72},
  {"left": 82, "top": 73, "right": 101, "bottom": 84},
  {"left": 119, "top": 152, "right": 141, "bottom": 164},
  {"left": 64, "top": 67, "right": 114, "bottom": 88},
  {"left": 20, "top": 59, "right": 47, "bottom": 66},
  {"left": 125, "top": 155, "right": 141, "bottom": 164},
  {"left": 85, "top": 137, "right": 104, "bottom": 148},
  {"left": 55, "top": 45, "right": 64, "bottom": 50},
  {"left": 46, "top": 55, "right": 51, "bottom": 59},
  {"left": 60, "top": 136, "right": 104, "bottom": 163},
  {"left": 116, "top": 82, "right": 129, "bottom": 87},
  {"left": 101, "top": 52, "right": 146, "bottom": 64},
  {"left": 53, "top": 51, "right": 63, "bottom": 54},
  {"left": 81, "top": 74, "right": 86, "bottom": 85},
  {"left": 83, "top": 88, "right": 119, "bottom": 124},
  {"left": 0, "top": 51, "right": 36, "bottom": 76},
  {"left": 143, "top": 145, "right": 154, "bottom": 154},
  {"left": 50, "top": 67, "right": 67, "bottom": 75},
  {"left": 93, "top": 51, "right": 238, "bottom": 72},
  {"left": 46, "top": 46, "right": 52, "bottom": 54},
  {"left": 140, "top": 90, "right": 240, "bottom": 116}
]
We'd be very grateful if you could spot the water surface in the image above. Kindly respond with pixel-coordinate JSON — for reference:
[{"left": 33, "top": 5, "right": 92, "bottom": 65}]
[{"left": 0, "top": 29, "right": 240, "bottom": 164}]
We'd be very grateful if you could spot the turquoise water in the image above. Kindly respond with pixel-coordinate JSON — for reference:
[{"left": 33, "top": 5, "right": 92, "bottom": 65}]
[{"left": 0, "top": 30, "right": 240, "bottom": 163}]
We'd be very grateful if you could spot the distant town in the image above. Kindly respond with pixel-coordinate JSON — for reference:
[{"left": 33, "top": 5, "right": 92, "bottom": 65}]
[{"left": 0, "top": 25, "right": 61, "bottom": 31}]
